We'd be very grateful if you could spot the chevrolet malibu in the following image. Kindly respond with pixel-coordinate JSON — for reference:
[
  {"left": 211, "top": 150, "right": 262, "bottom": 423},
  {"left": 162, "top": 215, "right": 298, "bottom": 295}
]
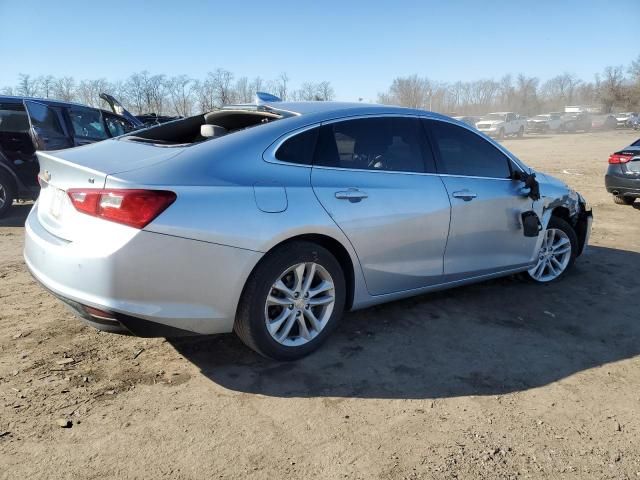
[{"left": 24, "top": 99, "right": 592, "bottom": 360}]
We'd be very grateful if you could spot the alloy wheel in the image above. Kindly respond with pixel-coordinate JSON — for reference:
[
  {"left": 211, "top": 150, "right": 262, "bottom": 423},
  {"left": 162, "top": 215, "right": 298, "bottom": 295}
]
[
  {"left": 528, "top": 228, "right": 572, "bottom": 282},
  {"left": 264, "top": 262, "right": 335, "bottom": 347}
]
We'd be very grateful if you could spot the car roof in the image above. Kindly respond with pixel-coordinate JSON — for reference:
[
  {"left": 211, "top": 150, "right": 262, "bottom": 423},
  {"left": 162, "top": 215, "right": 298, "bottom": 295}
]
[
  {"left": 0, "top": 95, "right": 127, "bottom": 118},
  {"left": 254, "top": 101, "right": 450, "bottom": 123}
]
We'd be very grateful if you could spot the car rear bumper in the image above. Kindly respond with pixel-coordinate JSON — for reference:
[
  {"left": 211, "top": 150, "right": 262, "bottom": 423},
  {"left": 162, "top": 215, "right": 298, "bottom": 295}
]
[
  {"left": 24, "top": 203, "right": 263, "bottom": 336},
  {"left": 605, "top": 169, "right": 640, "bottom": 197}
]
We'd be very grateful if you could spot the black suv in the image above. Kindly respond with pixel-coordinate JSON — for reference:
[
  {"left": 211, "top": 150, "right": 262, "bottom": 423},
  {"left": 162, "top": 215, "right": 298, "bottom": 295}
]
[
  {"left": 0, "top": 96, "right": 139, "bottom": 217},
  {"left": 605, "top": 138, "right": 640, "bottom": 205}
]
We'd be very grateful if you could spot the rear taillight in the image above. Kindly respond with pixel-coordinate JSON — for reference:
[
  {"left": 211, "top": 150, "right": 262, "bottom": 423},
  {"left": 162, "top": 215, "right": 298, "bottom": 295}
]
[
  {"left": 608, "top": 153, "right": 633, "bottom": 164},
  {"left": 67, "top": 189, "right": 176, "bottom": 229}
]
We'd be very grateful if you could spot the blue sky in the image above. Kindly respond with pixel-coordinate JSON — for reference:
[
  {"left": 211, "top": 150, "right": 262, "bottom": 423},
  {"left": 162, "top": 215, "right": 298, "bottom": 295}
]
[{"left": 0, "top": 0, "right": 638, "bottom": 101}]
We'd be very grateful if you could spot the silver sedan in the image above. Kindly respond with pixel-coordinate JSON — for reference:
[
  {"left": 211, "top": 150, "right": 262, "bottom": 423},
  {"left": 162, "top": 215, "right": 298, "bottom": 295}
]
[{"left": 24, "top": 99, "right": 592, "bottom": 360}]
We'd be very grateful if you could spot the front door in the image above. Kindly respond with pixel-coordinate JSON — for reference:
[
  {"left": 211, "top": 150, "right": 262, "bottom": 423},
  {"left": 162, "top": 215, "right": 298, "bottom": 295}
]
[
  {"left": 311, "top": 116, "right": 451, "bottom": 295},
  {"left": 425, "top": 119, "right": 539, "bottom": 278}
]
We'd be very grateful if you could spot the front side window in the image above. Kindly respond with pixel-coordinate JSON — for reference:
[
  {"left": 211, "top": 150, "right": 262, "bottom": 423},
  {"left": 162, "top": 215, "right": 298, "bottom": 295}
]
[
  {"left": 24, "top": 101, "right": 65, "bottom": 135},
  {"left": 275, "top": 127, "right": 319, "bottom": 165},
  {"left": 427, "top": 120, "right": 512, "bottom": 178},
  {"left": 68, "top": 107, "right": 108, "bottom": 140},
  {"left": 314, "top": 117, "right": 433, "bottom": 173}
]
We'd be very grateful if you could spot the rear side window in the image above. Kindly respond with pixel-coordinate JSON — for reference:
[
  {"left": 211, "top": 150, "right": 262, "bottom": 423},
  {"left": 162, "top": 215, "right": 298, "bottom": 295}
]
[
  {"left": 314, "top": 117, "right": 434, "bottom": 173},
  {"left": 0, "top": 103, "right": 29, "bottom": 132},
  {"left": 105, "top": 114, "right": 135, "bottom": 137},
  {"left": 427, "top": 120, "right": 512, "bottom": 178},
  {"left": 68, "top": 107, "right": 108, "bottom": 140},
  {"left": 275, "top": 127, "right": 319, "bottom": 165}
]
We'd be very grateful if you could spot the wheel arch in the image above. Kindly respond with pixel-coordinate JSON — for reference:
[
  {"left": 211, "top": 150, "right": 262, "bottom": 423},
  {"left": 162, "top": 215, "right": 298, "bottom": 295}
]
[
  {"left": 240, "top": 233, "right": 357, "bottom": 315},
  {"left": 550, "top": 205, "right": 589, "bottom": 256}
]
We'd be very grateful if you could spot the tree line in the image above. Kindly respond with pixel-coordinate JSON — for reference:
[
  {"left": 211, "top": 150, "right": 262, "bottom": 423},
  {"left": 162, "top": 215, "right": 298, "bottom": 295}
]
[
  {"left": 0, "top": 70, "right": 335, "bottom": 116},
  {"left": 378, "top": 56, "right": 640, "bottom": 116},
  {"left": 3, "top": 56, "right": 640, "bottom": 117}
]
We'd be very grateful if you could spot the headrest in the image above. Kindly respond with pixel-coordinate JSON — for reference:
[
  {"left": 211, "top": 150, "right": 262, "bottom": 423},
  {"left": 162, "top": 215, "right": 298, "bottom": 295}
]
[{"left": 200, "top": 124, "right": 227, "bottom": 138}]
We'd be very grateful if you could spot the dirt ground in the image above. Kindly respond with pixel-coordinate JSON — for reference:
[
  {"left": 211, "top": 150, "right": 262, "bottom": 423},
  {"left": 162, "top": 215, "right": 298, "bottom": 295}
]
[{"left": 1, "top": 130, "right": 639, "bottom": 479}]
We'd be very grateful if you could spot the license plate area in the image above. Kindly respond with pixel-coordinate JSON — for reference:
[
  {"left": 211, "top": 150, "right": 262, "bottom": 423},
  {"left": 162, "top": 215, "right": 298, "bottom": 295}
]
[{"left": 49, "top": 188, "right": 66, "bottom": 219}]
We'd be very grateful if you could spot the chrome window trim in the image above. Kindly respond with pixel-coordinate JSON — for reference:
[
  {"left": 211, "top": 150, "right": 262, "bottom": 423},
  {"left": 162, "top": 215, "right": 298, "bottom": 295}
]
[
  {"left": 262, "top": 122, "right": 321, "bottom": 168},
  {"left": 423, "top": 117, "right": 526, "bottom": 177},
  {"left": 262, "top": 113, "right": 528, "bottom": 178}
]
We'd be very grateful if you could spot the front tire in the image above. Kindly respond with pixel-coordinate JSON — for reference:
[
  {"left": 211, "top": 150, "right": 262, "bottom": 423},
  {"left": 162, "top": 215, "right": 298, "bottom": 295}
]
[
  {"left": 234, "top": 241, "right": 346, "bottom": 360},
  {"left": 525, "top": 217, "right": 577, "bottom": 283},
  {"left": 517, "top": 126, "right": 524, "bottom": 138},
  {"left": 613, "top": 195, "right": 636, "bottom": 205},
  {"left": 498, "top": 128, "right": 505, "bottom": 140},
  {"left": 0, "top": 172, "right": 16, "bottom": 219}
]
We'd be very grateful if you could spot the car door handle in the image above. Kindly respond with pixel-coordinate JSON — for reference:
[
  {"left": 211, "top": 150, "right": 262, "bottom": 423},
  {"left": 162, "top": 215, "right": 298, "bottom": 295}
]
[
  {"left": 451, "top": 190, "right": 477, "bottom": 201},
  {"left": 335, "top": 189, "right": 368, "bottom": 202}
]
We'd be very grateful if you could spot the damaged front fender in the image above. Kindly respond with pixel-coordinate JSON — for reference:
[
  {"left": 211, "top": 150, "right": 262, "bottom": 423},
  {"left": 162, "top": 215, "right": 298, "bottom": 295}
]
[{"left": 533, "top": 172, "right": 593, "bottom": 256}]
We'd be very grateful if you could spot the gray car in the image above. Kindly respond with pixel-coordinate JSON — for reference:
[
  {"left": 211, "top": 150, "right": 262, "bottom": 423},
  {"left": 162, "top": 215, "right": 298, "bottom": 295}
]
[{"left": 24, "top": 98, "right": 592, "bottom": 360}]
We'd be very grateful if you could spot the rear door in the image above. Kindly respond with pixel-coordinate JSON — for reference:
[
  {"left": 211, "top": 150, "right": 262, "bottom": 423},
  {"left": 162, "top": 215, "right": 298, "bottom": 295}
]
[
  {"left": 23, "top": 100, "right": 73, "bottom": 151},
  {"left": 310, "top": 116, "right": 451, "bottom": 295},
  {"left": 425, "top": 119, "right": 538, "bottom": 278}
]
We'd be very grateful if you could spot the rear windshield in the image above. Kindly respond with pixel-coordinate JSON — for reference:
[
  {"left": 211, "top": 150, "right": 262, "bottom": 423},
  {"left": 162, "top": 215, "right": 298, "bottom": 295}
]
[
  {"left": 0, "top": 103, "right": 29, "bottom": 132},
  {"left": 123, "top": 109, "right": 281, "bottom": 147}
]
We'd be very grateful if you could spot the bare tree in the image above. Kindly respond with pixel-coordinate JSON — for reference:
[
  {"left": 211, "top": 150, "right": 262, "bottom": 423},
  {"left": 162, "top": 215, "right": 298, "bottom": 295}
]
[
  {"left": 274, "top": 72, "right": 289, "bottom": 100},
  {"left": 317, "top": 81, "right": 335, "bottom": 101},
  {"left": 250, "top": 76, "right": 264, "bottom": 96},
  {"left": 209, "top": 69, "right": 235, "bottom": 106},
  {"left": 37, "top": 75, "right": 56, "bottom": 98},
  {"left": 234, "top": 77, "right": 252, "bottom": 103},
  {"left": 542, "top": 73, "right": 581, "bottom": 110},
  {"left": 378, "top": 75, "right": 430, "bottom": 109},
  {"left": 53, "top": 77, "right": 76, "bottom": 101},
  {"left": 76, "top": 78, "right": 109, "bottom": 107},
  {"left": 17, "top": 74, "right": 39, "bottom": 97},
  {"left": 598, "top": 66, "right": 625, "bottom": 113},
  {"left": 167, "top": 75, "right": 195, "bottom": 116}
]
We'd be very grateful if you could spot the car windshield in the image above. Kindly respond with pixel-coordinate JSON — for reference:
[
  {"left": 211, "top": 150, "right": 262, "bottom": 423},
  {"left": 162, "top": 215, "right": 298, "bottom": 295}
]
[{"left": 483, "top": 114, "right": 506, "bottom": 121}]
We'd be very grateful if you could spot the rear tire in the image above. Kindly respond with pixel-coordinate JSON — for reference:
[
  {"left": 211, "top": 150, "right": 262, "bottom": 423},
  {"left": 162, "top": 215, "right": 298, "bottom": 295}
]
[
  {"left": 498, "top": 128, "right": 505, "bottom": 140},
  {"left": 234, "top": 241, "right": 346, "bottom": 360},
  {"left": 0, "top": 172, "right": 16, "bottom": 219},
  {"left": 613, "top": 195, "right": 636, "bottom": 205}
]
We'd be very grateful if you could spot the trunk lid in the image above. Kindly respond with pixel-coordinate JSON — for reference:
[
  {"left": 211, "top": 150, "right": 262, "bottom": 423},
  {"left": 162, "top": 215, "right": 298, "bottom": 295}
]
[
  {"left": 35, "top": 141, "right": 184, "bottom": 241},
  {"left": 617, "top": 147, "right": 640, "bottom": 175}
]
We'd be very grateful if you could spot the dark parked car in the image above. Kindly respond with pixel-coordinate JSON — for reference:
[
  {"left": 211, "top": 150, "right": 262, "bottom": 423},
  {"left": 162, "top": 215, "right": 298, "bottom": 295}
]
[
  {"left": 605, "top": 138, "right": 640, "bottom": 205},
  {"left": 0, "top": 96, "right": 138, "bottom": 217},
  {"left": 559, "top": 112, "right": 592, "bottom": 133},
  {"left": 99, "top": 93, "right": 181, "bottom": 127}
]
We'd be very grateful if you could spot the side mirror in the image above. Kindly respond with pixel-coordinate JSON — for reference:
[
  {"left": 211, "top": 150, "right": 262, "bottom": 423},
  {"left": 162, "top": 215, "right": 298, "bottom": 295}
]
[{"left": 513, "top": 170, "right": 541, "bottom": 201}]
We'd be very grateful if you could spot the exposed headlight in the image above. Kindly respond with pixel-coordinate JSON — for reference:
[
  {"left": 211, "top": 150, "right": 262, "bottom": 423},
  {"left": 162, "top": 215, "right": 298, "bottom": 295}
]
[{"left": 577, "top": 192, "right": 591, "bottom": 211}]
